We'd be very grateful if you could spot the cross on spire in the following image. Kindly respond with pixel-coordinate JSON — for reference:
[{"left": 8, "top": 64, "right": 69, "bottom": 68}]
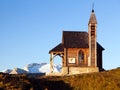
[{"left": 92, "top": 2, "right": 94, "bottom": 12}]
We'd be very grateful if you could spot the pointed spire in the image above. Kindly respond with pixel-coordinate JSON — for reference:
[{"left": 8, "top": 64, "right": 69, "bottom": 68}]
[{"left": 88, "top": 8, "right": 97, "bottom": 25}]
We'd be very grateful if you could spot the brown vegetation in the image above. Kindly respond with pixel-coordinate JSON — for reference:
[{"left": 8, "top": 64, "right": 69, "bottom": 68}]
[{"left": 0, "top": 68, "right": 120, "bottom": 90}]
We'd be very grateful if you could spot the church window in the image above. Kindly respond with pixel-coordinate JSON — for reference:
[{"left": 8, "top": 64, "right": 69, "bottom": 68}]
[
  {"left": 91, "top": 25, "right": 95, "bottom": 30},
  {"left": 91, "top": 31, "right": 95, "bottom": 37},
  {"left": 91, "top": 26, "right": 95, "bottom": 37},
  {"left": 78, "top": 50, "right": 84, "bottom": 63}
]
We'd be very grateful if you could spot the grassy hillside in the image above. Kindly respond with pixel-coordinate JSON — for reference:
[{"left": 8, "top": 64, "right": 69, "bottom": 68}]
[{"left": 0, "top": 68, "right": 120, "bottom": 90}]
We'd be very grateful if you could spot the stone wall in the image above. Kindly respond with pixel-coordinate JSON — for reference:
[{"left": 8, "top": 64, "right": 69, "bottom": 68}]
[
  {"left": 46, "top": 67, "right": 99, "bottom": 76},
  {"left": 68, "top": 67, "right": 99, "bottom": 75}
]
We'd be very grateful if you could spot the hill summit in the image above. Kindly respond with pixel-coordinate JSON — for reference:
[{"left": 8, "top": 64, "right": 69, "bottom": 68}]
[{"left": 0, "top": 67, "right": 120, "bottom": 90}]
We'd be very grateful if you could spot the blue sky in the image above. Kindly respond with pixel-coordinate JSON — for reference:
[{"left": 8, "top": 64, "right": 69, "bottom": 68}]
[{"left": 0, "top": 0, "right": 120, "bottom": 71}]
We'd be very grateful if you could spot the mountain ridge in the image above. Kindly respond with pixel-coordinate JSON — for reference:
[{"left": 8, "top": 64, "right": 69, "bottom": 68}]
[{"left": 2, "top": 63, "right": 62, "bottom": 74}]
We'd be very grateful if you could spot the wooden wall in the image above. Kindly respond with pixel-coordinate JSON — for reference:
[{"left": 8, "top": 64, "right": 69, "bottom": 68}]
[{"left": 64, "top": 48, "right": 89, "bottom": 67}]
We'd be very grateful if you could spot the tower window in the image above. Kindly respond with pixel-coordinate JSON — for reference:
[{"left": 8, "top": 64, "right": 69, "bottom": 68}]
[
  {"left": 91, "top": 26, "right": 95, "bottom": 30},
  {"left": 91, "top": 31, "right": 95, "bottom": 36}
]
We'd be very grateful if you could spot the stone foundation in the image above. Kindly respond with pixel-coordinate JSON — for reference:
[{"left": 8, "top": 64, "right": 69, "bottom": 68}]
[
  {"left": 46, "top": 67, "right": 99, "bottom": 76},
  {"left": 68, "top": 67, "right": 99, "bottom": 75}
]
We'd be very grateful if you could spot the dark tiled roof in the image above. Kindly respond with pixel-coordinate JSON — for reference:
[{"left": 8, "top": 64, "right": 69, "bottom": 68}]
[
  {"left": 63, "top": 31, "right": 89, "bottom": 48},
  {"left": 97, "top": 43, "right": 105, "bottom": 50},
  {"left": 49, "top": 31, "right": 104, "bottom": 53},
  {"left": 49, "top": 43, "right": 64, "bottom": 53}
]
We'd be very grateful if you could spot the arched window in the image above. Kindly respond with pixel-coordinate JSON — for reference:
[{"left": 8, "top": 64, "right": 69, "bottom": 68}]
[{"left": 78, "top": 50, "right": 84, "bottom": 63}]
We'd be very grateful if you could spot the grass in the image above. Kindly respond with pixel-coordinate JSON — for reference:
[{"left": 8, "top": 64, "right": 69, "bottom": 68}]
[{"left": 0, "top": 68, "right": 120, "bottom": 90}]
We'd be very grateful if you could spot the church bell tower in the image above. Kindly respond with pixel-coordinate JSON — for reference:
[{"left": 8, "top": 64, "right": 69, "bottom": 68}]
[{"left": 88, "top": 9, "right": 97, "bottom": 67}]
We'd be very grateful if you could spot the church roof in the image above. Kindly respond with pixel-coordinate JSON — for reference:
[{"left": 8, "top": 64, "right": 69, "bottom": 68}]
[
  {"left": 88, "top": 10, "right": 97, "bottom": 24},
  {"left": 49, "top": 31, "right": 104, "bottom": 53},
  {"left": 97, "top": 42, "right": 105, "bottom": 50},
  {"left": 49, "top": 43, "right": 64, "bottom": 53},
  {"left": 62, "top": 31, "right": 89, "bottom": 48}
]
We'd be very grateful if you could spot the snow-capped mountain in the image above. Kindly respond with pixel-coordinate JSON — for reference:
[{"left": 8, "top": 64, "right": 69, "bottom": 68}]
[
  {"left": 2, "top": 63, "right": 62, "bottom": 74},
  {"left": 2, "top": 69, "right": 12, "bottom": 74},
  {"left": 10, "top": 68, "right": 27, "bottom": 74},
  {"left": 23, "top": 63, "right": 61, "bottom": 73},
  {"left": 24, "top": 63, "right": 47, "bottom": 73}
]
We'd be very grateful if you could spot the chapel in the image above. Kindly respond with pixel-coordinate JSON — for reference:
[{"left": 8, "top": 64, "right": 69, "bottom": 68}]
[{"left": 49, "top": 9, "right": 104, "bottom": 75}]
